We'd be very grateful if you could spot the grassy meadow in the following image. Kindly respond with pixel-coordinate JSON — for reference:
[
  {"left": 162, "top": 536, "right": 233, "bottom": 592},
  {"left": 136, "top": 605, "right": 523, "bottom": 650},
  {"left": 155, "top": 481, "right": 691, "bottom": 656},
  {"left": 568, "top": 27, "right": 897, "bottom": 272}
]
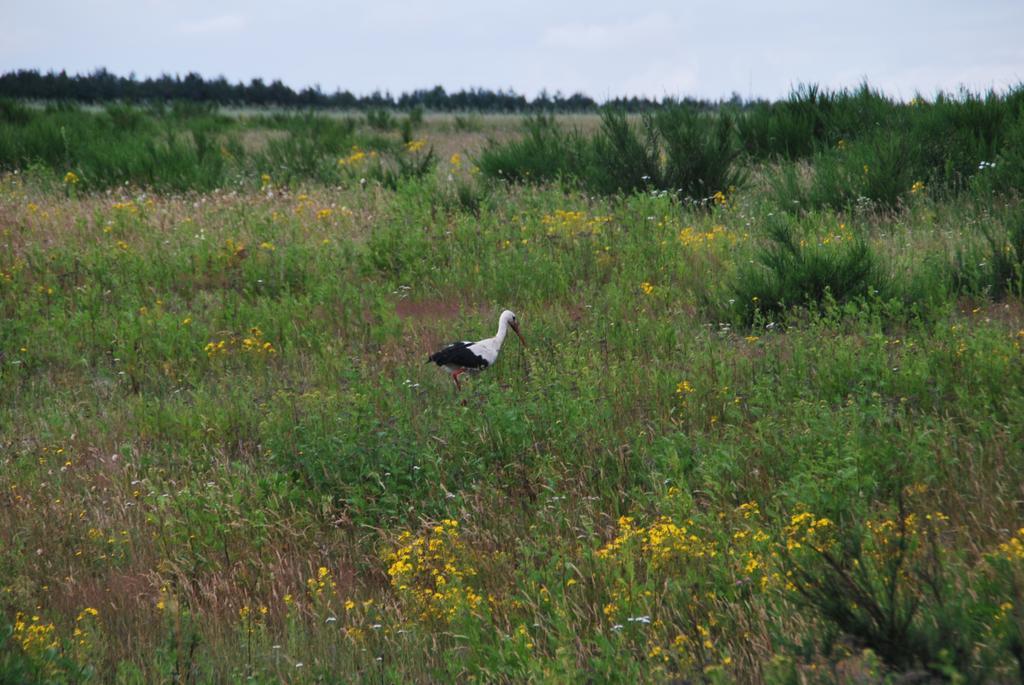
[{"left": 3, "top": 90, "right": 1024, "bottom": 683}]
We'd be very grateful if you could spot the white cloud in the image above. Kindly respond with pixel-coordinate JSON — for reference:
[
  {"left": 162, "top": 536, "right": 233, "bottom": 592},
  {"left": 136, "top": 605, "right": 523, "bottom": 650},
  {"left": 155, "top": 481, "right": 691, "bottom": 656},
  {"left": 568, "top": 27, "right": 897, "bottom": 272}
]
[
  {"left": 542, "top": 13, "right": 678, "bottom": 51},
  {"left": 619, "top": 63, "right": 700, "bottom": 99},
  {"left": 178, "top": 14, "right": 247, "bottom": 36}
]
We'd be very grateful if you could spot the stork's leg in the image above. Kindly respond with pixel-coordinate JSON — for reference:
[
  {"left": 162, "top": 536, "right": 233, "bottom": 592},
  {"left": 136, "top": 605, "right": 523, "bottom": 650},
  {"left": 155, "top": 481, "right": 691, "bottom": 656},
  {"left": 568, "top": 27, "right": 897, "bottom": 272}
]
[{"left": 451, "top": 368, "right": 466, "bottom": 392}]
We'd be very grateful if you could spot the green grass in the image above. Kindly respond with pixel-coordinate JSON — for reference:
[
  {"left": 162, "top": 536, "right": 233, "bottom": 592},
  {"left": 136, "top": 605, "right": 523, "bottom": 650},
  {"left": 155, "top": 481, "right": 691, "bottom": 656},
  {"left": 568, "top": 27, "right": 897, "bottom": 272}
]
[{"left": 2, "top": 99, "right": 1024, "bottom": 682}]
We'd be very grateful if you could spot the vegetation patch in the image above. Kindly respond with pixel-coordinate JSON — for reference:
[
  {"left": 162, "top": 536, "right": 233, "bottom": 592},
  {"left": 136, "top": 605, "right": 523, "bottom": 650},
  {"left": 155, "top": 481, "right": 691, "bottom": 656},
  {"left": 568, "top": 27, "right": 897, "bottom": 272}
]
[{"left": 1, "top": 86, "right": 1024, "bottom": 682}]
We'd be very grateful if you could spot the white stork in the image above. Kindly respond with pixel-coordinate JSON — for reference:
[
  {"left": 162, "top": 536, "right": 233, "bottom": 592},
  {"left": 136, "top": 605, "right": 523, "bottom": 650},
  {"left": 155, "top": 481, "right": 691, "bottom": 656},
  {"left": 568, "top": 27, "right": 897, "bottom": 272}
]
[{"left": 428, "top": 310, "right": 526, "bottom": 391}]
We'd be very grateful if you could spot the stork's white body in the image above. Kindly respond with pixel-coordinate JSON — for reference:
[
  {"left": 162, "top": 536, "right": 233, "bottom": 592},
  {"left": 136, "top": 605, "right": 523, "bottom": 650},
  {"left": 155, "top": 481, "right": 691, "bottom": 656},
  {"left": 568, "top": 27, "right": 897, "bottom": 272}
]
[{"left": 428, "top": 310, "right": 525, "bottom": 391}]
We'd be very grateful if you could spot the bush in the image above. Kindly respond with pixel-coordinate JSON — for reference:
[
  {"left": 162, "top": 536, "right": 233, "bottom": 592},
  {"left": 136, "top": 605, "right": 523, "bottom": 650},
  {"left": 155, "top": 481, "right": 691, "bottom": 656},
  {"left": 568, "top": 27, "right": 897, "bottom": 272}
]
[
  {"left": 733, "top": 215, "right": 882, "bottom": 320},
  {"left": 476, "top": 114, "right": 583, "bottom": 187},
  {"left": 584, "top": 108, "right": 659, "bottom": 195},
  {"left": 737, "top": 85, "right": 833, "bottom": 160},
  {"left": 955, "top": 206, "right": 1024, "bottom": 299},
  {"left": 920, "top": 91, "right": 1009, "bottom": 191},
  {"left": 0, "top": 97, "right": 33, "bottom": 125},
  {"left": 366, "top": 145, "right": 437, "bottom": 191},
  {"left": 773, "top": 131, "right": 919, "bottom": 213},
  {"left": 254, "top": 114, "right": 356, "bottom": 184},
  {"left": 365, "top": 108, "right": 396, "bottom": 130},
  {"left": 656, "top": 107, "right": 745, "bottom": 201},
  {"left": 478, "top": 106, "right": 745, "bottom": 201},
  {"left": 983, "top": 209, "right": 1024, "bottom": 299},
  {"left": 454, "top": 113, "right": 483, "bottom": 132},
  {"left": 973, "top": 113, "right": 1024, "bottom": 198},
  {"left": 781, "top": 499, "right": 996, "bottom": 680}
]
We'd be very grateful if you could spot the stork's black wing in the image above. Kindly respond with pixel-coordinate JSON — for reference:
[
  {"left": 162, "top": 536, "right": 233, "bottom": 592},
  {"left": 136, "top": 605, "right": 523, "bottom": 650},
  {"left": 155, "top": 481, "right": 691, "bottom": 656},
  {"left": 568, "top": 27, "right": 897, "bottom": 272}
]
[{"left": 428, "top": 341, "right": 489, "bottom": 369}]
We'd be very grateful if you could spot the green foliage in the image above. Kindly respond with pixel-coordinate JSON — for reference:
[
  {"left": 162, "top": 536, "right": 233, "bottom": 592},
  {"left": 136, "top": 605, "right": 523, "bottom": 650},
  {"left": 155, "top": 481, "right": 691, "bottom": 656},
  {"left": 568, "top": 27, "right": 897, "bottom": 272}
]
[
  {"left": 453, "top": 113, "right": 483, "bottom": 132},
  {"left": 737, "top": 84, "right": 834, "bottom": 159},
  {"left": 585, "top": 108, "right": 659, "bottom": 195},
  {"left": 767, "top": 86, "right": 1024, "bottom": 212},
  {"left": 365, "top": 108, "right": 395, "bottom": 131},
  {"left": 367, "top": 146, "right": 437, "bottom": 191},
  {"left": 656, "top": 107, "right": 745, "bottom": 200},
  {"left": 406, "top": 106, "right": 425, "bottom": 128},
  {"left": 983, "top": 209, "right": 1024, "bottom": 299},
  {"left": 254, "top": 114, "right": 356, "bottom": 185},
  {"left": 0, "top": 618, "right": 95, "bottom": 684},
  {"left": 0, "top": 98, "right": 31, "bottom": 125},
  {"left": 782, "top": 501, "right": 993, "bottom": 680},
  {"left": 0, "top": 104, "right": 229, "bottom": 191},
  {"left": 954, "top": 206, "right": 1024, "bottom": 299},
  {"left": 973, "top": 113, "right": 1024, "bottom": 198},
  {"left": 3, "top": 100, "right": 1024, "bottom": 682},
  {"left": 476, "top": 114, "right": 582, "bottom": 186},
  {"left": 479, "top": 106, "right": 745, "bottom": 201},
  {"left": 0, "top": 105, "right": 456, "bottom": 193},
  {"left": 732, "top": 215, "right": 882, "bottom": 319}
]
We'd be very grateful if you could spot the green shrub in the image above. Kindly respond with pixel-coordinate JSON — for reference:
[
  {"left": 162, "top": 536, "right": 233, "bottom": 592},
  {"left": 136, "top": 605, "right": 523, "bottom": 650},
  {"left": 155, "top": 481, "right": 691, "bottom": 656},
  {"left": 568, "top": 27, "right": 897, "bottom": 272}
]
[
  {"left": 0, "top": 97, "right": 33, "bottom": 126},
  {"left": 478, "top": 106, "right": 745, "bottom": 201},
  {"left": 984, "top": 210, "right": 1024, "bottom": 299},
  {"left": 823, "top": 83, "right": 897, "bottom": 142},
  {"left": 454, "top": 113, "right": 483, "bottom": 132},
  {"left": 365, "top": 145, "right": 437, "bottom": 191},
  {"left": 774, "top": 131, "right": 918, "bottom": 212},
  {"left": 922, "top": 91, "right": 1009, "bottom": 190},
  {"left": 407, "top": 105, "right": 425, "bottom": 127},
  {"left": 365, "top": 108, "right": 396, "bottom": 130},
  {"left": 737, "top": 102, "right": 817, "bottom": 160},
  {"left": 584, "top": 108, "right": 659, "bottom": 195},
  {"left": 956, "top": 206, "right": 1024, "bottom": 299},
  {"left": 733, "top": 215, "right": 882, "bottom": 319},
  {"left": 657, "top": 107, "right": 745, "bottom": 201},
  {"left": 781, "top": 500, "right": 993, "bottom": 680},
  {"left": 973, "top": 113, "right": 1024, "bottom": 198},
  {"left": 476, "top": 114, "right": 582, "bottom": 186},
  {"left": 254, "top": 115, "right": 356, "bottom": 185},
  {"left": 737, "top": 85, "right": 833, "bottom": 160},
  {"left": 752, "top": 85, "right": 1022, "bottom": 205}
]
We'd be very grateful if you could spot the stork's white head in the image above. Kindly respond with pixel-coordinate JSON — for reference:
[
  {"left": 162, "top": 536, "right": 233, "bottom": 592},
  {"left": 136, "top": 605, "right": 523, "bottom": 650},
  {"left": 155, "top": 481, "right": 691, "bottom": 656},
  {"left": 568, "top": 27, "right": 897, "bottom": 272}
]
[{"left": 499, "top": 309, "right": 526, "bottom": 346}]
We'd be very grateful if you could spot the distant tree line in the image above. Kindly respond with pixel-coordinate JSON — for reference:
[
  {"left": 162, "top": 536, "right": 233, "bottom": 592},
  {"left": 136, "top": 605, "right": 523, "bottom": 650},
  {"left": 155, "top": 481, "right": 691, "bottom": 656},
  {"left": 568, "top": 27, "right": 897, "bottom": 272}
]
[{"left": 0, "top": 68, "right": 743, "bottom": 112}]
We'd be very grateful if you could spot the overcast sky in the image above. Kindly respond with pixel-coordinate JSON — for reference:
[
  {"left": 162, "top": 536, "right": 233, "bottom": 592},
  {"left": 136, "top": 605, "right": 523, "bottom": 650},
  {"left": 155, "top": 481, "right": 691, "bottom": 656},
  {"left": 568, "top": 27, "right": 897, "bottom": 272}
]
[{"left": 3, "top": 0, "right": 1022, "bottom": 102}]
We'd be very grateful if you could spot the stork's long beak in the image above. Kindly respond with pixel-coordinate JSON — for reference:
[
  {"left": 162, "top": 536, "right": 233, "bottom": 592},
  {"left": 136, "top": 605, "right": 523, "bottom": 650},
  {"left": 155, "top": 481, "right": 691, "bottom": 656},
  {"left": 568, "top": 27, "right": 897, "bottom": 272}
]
[{"left": 511, "top": 321, "right": 526, "bottom": 346}]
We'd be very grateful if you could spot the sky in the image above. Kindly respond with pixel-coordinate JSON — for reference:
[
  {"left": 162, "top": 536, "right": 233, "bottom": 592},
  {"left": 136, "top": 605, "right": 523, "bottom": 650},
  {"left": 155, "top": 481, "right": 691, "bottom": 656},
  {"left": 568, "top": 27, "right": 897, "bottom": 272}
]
[{"left": 3, "top": 0, "right": 1023, "bottom": 102}]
